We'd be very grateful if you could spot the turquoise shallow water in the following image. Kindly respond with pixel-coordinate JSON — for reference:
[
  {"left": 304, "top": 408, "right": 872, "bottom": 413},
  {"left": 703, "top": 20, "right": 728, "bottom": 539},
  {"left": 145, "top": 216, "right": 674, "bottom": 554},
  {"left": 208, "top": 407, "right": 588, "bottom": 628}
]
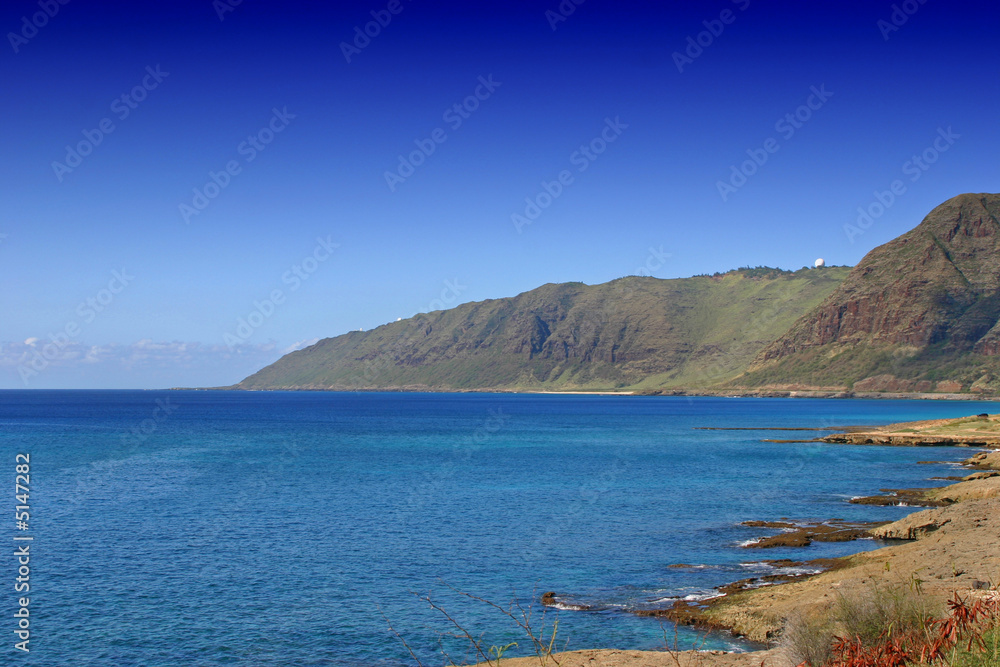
[{"left": 0, "top": 390, "right": 995, "bottom": 665}]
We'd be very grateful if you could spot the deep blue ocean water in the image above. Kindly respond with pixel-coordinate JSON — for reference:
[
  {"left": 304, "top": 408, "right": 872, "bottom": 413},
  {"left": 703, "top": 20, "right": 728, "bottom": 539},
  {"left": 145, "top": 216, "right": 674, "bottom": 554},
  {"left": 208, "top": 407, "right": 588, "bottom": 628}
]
[{"left": 0, "top": 391, "right": 996, "bottom": 666}]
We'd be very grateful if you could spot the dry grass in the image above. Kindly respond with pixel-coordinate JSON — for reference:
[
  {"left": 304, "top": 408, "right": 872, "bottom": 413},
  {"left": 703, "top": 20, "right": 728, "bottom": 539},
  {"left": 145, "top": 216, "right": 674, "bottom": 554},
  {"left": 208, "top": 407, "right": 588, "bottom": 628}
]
[
  {"left": 780, "top": 576, "right": 1000, "bottom": 667},
  {"left": 780, "top": 611, "right": 837, "bottom": 667},
  {"left": 834, "top": 575, "right": 939, "bottom": 648},
  {"left": 780, "top": 572, "right": 939, "bottom": 666}
]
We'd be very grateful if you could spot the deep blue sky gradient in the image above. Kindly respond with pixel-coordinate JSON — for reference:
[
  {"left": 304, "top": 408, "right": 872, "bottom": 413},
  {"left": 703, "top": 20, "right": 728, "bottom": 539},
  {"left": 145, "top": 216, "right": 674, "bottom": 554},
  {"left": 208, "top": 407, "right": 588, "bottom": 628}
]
[{"left": 2, "top": 0, "right": 997, "bottom": 387}]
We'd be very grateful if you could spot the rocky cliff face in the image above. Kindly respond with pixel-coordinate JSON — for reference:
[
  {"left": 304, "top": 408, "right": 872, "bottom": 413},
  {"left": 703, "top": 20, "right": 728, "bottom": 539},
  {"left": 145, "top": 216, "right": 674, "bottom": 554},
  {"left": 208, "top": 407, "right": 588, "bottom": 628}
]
[
  {"left": 758, "top": 194, "right": 1000, "bottom": 359},
  {"left": 235, "top": 193, "right": 1000, "bottom": 394},
  {"left": 234, "top": 267, "right": 848, "bottom": 391},
  {"left": 743, "top": 193, "right": 1000, "bottom": 390}
]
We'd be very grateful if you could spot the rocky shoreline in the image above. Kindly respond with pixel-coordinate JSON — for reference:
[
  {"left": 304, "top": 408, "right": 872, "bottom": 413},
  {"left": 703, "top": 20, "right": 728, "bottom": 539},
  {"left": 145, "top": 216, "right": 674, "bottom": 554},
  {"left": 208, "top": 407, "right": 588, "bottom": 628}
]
[
  {"left": 511, "top": 421, "right": 1000, "bottom": 667},
  {"left": 644, "top": 388, "right": 988, "bottom": 401},
  {"left": 821, "top": 414, "right": 1000, "bottom": 447},
  {"left": 693, "top": 452, "right": 1000, "bottom": 636},
  {"left": 205, "top": 384, "right": 997, "bottom": 400}
]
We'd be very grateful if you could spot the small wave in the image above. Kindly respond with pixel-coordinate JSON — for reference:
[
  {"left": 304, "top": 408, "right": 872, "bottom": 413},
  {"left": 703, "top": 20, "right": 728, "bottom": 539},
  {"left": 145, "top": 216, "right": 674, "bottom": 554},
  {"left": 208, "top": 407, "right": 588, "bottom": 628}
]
[
  {"left": 737, "top": 538, "right": 763, "bottom": 547},
  {"left": 683, "top": 592, "right": 723, "bottom": 602},
  {"left": 739, "top": 561, "right": 823, "bottom": 577},
  {"left": 715, "top": 642, "right": 751, "bottom": 653},
  {"left": 648, "top": 596, "right": 676, "bottom": 605},
  {"left": 547, "top": 602, "right": 589, "bottom": 611},
  {"left": 646, "top": 591, "right": 723, "bottom": 605}
]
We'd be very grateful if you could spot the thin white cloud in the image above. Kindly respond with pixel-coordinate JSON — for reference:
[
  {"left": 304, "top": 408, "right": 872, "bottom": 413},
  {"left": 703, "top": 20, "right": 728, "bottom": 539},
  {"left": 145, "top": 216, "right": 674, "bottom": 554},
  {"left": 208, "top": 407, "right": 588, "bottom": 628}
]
[
  {"left": 1, "top": 339, "right": 279, "bottom": 365},
  {"left": 280, "top": 337, "right": 320, "bottom": 355},
  {"left": 0, "top": 339, "right": 286, "bottom": 388}
]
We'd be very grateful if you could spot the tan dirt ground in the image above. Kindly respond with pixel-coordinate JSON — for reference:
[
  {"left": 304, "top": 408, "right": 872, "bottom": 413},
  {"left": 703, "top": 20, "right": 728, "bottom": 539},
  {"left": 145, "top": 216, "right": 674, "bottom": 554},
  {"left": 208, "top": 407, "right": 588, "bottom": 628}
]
[{"left": 489, "top": 647, "right": 784, "bottom": 667}]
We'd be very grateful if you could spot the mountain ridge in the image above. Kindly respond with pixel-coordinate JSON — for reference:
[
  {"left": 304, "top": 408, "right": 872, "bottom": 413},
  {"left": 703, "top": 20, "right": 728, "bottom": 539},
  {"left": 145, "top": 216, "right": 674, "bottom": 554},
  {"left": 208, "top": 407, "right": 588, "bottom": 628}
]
[
  {"left": 734, "top": 193, "right": 1000, "bottom": 392},
  {"left": 233, "top": 193, "right": 1000, "bottom": 395},
  {"left": 234, "top": 266, "right": 849, "bottom": 391}
]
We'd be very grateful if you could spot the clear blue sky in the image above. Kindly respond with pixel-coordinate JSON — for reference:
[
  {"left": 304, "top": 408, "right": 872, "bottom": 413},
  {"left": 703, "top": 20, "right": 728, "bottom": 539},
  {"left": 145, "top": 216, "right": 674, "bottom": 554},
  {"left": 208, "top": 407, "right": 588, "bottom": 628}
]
[{"left": 2, "top": 0, "right": 997, "bottom": 388}]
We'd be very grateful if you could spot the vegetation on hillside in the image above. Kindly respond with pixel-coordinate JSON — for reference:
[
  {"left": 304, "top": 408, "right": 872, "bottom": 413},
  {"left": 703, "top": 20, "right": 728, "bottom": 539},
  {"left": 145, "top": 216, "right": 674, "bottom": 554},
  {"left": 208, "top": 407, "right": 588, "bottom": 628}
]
[
  {"left": 234, "top": 194, "right": 1000, "bottom": 394},
  {"left": 235, "top": 266, "right": 849, "bottom": 391},
  {"left": 744, "top": 193, "right": 1000, "bottom": 393},
  {"left": 732, "top": 343, "right": 1000, "bottom": 392}
]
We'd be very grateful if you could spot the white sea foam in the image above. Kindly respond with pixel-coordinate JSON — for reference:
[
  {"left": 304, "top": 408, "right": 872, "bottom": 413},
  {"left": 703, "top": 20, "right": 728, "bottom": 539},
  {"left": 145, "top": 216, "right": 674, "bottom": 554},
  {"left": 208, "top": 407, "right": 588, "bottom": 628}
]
[
  {"left": 738, "top": 561, "right": 824, "bottom": 578},
  {"left": 767, "top": 566, "right": 822, "bottom": 577},
  {"left": 683, "top": 592, "right": 723, "bottom": 602},
  {"left": 740, "top": 561, "right": 767, "bottom": 569}
]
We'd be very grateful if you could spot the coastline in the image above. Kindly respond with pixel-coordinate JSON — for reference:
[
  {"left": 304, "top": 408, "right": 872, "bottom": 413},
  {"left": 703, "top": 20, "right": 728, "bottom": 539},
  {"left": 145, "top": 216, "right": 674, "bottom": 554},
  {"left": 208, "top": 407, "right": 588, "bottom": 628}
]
[
  {"left": 503, "top": 422, "right": 1000, "bottom": 667},
  {"left": 192, "top": 384, "right": 996, "bottom": 401},
  {"left": 697, "top": 450, "right": 1000, "bottom": 640}
]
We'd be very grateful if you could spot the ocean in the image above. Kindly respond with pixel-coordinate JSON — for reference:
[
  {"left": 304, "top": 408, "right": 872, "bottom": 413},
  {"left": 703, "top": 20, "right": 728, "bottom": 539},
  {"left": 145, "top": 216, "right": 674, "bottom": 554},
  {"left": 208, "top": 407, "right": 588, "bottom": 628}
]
[{"left": 1, "top": 390, "right": 994, "bottom": 666}]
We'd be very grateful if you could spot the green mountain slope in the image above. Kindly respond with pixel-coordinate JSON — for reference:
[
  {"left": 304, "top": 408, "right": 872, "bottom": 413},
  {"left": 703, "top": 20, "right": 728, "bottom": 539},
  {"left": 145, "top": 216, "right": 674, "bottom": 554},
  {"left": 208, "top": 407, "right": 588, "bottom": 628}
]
[
  {"left": 735, "top": 193, "right": 1000, "bottom": 392},
  {"left": 234, "top": 267, "right": 850, "bottom": 391}
]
